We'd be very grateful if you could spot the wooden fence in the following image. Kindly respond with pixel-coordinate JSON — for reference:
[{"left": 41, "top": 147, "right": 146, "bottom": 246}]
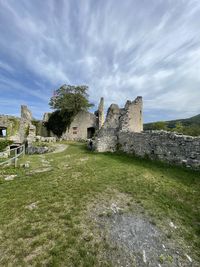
[{"left": 0, "top": 144, "right": 25, "bottom": 167}]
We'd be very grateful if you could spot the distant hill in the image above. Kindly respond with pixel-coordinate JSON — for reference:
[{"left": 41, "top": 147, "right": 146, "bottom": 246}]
[
  {"left": 166, "top": 114, "right": 200, "bottom": 128},
  {"left": 144, "top": 114, "right": 200, "bottom": 136}
]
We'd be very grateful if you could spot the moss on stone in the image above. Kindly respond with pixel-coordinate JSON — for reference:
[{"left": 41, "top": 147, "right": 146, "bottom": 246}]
[
  {"left": 6, "top": 118, "right": 20, "bottom": 137},
  {"left": 25, "top": 125, "right": 30, "bottom": 137},
  {"left": 0, "top": 140, "right": 13, "bottom": 152},
  {"left": 32, "top": 120, "right": 42, "bottom": 135}
]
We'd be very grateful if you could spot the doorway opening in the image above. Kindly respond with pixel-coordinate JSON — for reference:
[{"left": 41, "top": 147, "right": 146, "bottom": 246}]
[{"left": 87, "top": 127, "right": 95, "bottom": 139}]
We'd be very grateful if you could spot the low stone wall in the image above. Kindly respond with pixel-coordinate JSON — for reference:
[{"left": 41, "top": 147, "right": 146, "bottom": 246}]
[
  {"left": 95, "top": 130, "right": 200, "bottom": 169},
  {"left": 94, "top": 128, "right": 118, "bottom": 152},
  {"left": 27, "top": 145, "right": 55, "bottom": 155}
]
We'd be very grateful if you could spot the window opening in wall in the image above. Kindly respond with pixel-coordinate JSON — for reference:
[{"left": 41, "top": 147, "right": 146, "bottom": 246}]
[
  {"left": 73, "top": 127, "right": 78, "bottom": 134},
  {"left": 0, "top": 127, "right": 7, "bottom": 137}
]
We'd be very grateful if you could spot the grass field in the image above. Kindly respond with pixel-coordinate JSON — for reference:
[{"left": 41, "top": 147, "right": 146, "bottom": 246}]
[{"left": 0, "top": 142, "right": 199, "bottom": 266}]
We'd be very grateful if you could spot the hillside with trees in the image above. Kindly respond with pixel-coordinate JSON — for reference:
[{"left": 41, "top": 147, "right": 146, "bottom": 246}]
[{"left": 144, "top": 114, "right": 200, "bottom": 136}]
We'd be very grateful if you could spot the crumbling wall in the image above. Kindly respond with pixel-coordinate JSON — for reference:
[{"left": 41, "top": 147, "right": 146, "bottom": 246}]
[
  {"left": 21, "top": 105, "right": 32, "bottom": 121},
  {"left": 95, "top": 129, "right": 200, "bottom": 169},
  {"left": 118, "top": 131, "right": 200, "bottom": 169},
  {"left": 97, "top": 97, "right": 105, "bottom": 129},
  {"left": 62, "top": 111, "right": 97, "bottom": 140},
  {"left": 20, "top": 105, "right": 35, "bottom": 143},
  {"left": 31, "top": 120, "right": 50, "bottom": 137},
  {"left": 94, "top": 96, "right": 143, "bottom": 152},
  {"left": 119, "top": 97, "right": 143, "bottom": 132},
  {"left": 0, "top": 115, "right": 21, "bottom": 141},
  {"left": 94, "top": 96, "right": 200, "bottom": 169}
]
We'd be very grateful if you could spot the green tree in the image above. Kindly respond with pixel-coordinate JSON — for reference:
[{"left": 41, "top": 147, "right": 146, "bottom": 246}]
[
  {"left": 47, "top": 85, "right": 93, "bottom": 137},
  {"left": 49, "top": 84, "right": 93, "bottom": 112},
  {"left": 152, "top": 121, "right": 167, "bottom": 130},
  {"left": 173, "top": 122, "right": 184, "bottom": 133}
]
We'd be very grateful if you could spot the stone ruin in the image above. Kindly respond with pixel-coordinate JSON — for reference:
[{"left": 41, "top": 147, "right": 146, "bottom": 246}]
[
  {"left": 0, "top": 105, "right": 34, "bottom": 144},
  {"left": 94, "top": 96, "right": 200, "bottom": 170},
  {"left": 0, "top": 95, "right": 200, "bottom": 169},
  {"left": 94, "top": 96, "right": 143, "bottom": 152},
  {"left": 0, "top": 97, "right": 105, "bottom": 146}
]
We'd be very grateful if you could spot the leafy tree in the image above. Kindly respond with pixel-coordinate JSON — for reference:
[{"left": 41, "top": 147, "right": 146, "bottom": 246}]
[
  {"left": 47, "top": 85, "right": 93, "bottom": 137},
  {"left": 151, "top": 121, "right": 167, "bottom": 130},
  {"left": 174, "top": 122, "right": 184, "bottom": 133},
  {"left": 49, "top": 84, "right": 93, "bottom": 113},
  {"left": 180, "top": 125, "right": 200, "bottom": 136}
]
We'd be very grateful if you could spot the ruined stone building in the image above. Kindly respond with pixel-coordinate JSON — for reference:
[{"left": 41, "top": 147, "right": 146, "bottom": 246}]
[
  {"left": 0, "top": 105, "right": 33, "bottom": 145},
  {"left": 0, "top": 97, "right": 106, "bottom": 144},
  {"left": 94, "top": 96, "right": 200, "bottom": 170},
  {"left": 43, "top": 97, "right": 105, "bottom": 140},
  {"left": 1, "top": 94, "right": 200, "bottom": 169},
  {"left": 94, "top": 96, "right": 143, "bottom": 152}
]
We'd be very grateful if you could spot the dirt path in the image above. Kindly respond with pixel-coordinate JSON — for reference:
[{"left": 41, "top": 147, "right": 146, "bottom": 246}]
[{"left": 52, "top": 144, "right": 68, "bottom": 154}]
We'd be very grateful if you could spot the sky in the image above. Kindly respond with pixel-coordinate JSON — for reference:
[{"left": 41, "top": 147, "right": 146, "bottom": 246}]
[{"left": 0, "top": 0, "right": 200, "bottom": 122}]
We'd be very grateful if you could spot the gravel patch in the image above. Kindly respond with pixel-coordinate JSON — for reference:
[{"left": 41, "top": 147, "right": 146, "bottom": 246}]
[
  {"left": 52, "top": 144, "right": 68, "bottom": 154},
  {"left": 87, "top": 191, "right": 198, "bottom": 267}
]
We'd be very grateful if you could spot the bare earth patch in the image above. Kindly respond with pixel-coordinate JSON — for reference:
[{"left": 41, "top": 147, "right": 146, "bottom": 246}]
[
  {"left": 29, "top": 167, "right": 53, "bottom": 174},
  {"left": 52, "top": 144, "right": 68, "bottom": 154},
  {"left": 86, "top": 190, "right": 198, "bottom": 267}
]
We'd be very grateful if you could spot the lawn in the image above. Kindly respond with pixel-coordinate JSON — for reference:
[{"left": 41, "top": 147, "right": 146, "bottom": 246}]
[{"left": 0, "top": 142, "right": 199, "bottom": 266}]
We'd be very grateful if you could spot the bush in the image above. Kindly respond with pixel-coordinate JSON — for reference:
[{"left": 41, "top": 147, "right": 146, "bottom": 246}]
[
  {"left": 46, "top": 110, "right": 74, "bottom": 137},
  {"left": 0, "top": 140, "right": 13, "bottom": 152}
]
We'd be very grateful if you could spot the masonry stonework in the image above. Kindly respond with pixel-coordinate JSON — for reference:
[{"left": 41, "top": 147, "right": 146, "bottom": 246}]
[
  {"left": 94, "top": 96, "right": 200, "bottom": 170},
  {"left": 119, "top": 97, "right": 143, "bottom": 133},
  {"left": 97, "top": 97, "right": 105, "bottom": 129},
  {"left": 118, "top": 131, "right": 200, "bottom": 169},
  {"left": 62, "top": 111, "right": 97, "bottom": 140}
]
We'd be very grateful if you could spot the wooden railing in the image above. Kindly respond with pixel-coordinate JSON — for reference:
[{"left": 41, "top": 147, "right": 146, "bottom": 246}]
[{"left": 0, "top": 144, "right": 25, "bottom": 167}]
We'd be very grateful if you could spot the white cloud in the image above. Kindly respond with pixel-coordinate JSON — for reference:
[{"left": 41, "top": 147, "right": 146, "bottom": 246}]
[{"left": 0, "top": 0, "right": 200, "bottom": 120}]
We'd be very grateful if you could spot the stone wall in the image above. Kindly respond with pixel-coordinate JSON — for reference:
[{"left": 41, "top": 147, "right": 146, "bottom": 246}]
[
  {"left": 0, "top": 98, "right": 104, "bottom": 143},
  {"left": 94, "top": 96, "right": 200, "bottom": 169},
  {"left": 97, "top": 97, "right": 105, "bottom": 129},
  {"left": 0, "top": 115, "right": 21, "bottom": 142},
  {"left": 119, "top": 97, "right": 143, "bottom": 132},
  {"left": 62, "top": 111, "right": 97, "bottom": 140},
  {"left": 21, "top": 105, "right": 32, "bottom": 121},
  {"left": 94, "top": 128, "right": 118, "bottom": 152},
  {"left": 119, "top": 131, "right": 200, "bottom": 169},
  {"left": 0, "top": 105, "right": 35, "bottom": 143},
  {"left": 95, "top": 130, "right": 200, "bottom": 169}
]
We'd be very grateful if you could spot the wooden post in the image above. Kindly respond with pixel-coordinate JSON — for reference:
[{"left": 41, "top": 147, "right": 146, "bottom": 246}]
[
  {"left": 14, "top": 148, "right": 17, "bottom": 167},
  {"left": 23, "top": 144, "right": 25, "bottom": 157},
  {"left": 14, "top": 158, "right": 18, "bottom": 168}
]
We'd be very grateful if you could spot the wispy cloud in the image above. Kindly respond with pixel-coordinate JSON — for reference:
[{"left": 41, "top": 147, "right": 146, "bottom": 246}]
[{"left": 0, "top": 0, "right": 200, "bottom": 121}]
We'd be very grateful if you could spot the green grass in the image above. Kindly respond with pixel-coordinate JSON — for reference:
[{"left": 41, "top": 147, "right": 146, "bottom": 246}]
[{"left": 0, "top": 142, "right": 199, "bottom": 266}]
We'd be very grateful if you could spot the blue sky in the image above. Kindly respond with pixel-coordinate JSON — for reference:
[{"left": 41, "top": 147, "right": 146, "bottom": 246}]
[{"left": 0, "top": 0, "right": 200, "bottom": 122}]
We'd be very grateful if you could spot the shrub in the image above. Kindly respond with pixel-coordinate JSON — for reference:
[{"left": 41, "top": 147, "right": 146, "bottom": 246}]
[{"left": 0, "top": 140, "right": 13, "bottom": 152}]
